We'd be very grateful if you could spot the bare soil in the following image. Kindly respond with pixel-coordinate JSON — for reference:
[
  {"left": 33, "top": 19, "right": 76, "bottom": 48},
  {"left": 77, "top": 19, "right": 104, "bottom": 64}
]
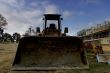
[{"left": 102, "top": 46, "right": 110, "bottom": 53}]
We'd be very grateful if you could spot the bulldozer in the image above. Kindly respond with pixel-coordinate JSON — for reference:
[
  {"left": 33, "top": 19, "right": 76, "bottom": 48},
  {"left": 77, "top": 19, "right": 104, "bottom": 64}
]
[{"left": 12, "top": 14, "right": 88, "bottom": 71}]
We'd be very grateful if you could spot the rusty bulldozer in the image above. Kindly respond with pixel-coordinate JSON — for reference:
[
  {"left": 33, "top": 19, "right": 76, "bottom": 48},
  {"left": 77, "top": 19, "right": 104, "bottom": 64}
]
[{"left": 12, "top": 14, "right": 88, "bottom": 71}]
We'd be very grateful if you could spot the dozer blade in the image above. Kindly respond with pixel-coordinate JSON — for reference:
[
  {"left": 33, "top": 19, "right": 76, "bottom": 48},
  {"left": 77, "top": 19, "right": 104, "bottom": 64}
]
[{"left": 12, "top": 36, "right": 89, "bottom": 70}]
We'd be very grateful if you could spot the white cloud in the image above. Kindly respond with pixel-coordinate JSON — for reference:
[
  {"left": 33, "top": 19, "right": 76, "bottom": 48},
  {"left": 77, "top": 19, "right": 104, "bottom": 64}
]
[
  {"left": 0, "top": 0, "right": 75, "bottom": 35},
  {"left": 44, "top": 4, "right": 59, "bottom": 14},
  {"left": 62, "top": 11, "right": 85, "bottom": 19},
  {"left": 105, "top": 17, "right": 110, "bottom": 21},
  {"left": 0, "top": 0, "right": 60, "bottom": 35},
  {"left": 62, "top": 11, "right": 73, "bottom": 18}
]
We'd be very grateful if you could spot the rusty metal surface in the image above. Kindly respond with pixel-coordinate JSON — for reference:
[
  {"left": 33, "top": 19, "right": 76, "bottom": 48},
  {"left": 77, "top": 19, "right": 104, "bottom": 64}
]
[{"left": 12, "top": 36, "right": 88, "bottom": 70}]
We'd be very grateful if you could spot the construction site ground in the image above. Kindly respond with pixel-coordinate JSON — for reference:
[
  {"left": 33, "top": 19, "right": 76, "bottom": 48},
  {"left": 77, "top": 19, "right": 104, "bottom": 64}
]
[
  {"left": 102, "top": 46, "right": 110, "bottom": 53},
  {"left": 0, "top": 43, "right": 110, "bottom": 73}
]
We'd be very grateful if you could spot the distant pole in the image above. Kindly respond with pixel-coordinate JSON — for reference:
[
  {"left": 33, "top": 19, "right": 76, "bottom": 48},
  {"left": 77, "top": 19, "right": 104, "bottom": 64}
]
[
  {"left": 91, "top": 27, "right": 96, "bottom": 54},
  {"left": 29, "top": 26, "right": 32, "bottom": 36}
]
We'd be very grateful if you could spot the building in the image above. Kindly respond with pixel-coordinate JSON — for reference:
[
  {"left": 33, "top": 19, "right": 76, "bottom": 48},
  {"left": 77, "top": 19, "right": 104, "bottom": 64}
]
[{"left": 77, "top": 21, "right": 110, "bottom": 46}]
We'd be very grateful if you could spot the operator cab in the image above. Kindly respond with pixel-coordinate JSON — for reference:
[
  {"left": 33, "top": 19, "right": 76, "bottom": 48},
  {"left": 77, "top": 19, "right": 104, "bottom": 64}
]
[
  {"left": 36, "top": 14, "right": 68, "bottom": 36},
  {"left": 43, "top": 14, "right": 62, "bottom": 36}
]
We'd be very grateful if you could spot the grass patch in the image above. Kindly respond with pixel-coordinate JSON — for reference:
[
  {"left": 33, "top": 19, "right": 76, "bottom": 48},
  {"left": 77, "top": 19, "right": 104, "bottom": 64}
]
[{"left": 86, "top": 53, "right": 110, "bottom": 73}]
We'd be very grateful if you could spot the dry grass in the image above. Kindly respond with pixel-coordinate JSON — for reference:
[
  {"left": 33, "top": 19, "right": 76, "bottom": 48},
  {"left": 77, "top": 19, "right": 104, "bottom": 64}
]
[
  {"left": 0, "top": 43, "right": 110, "bottom": 73},
  {"left": 87, "top": 54, "right": 110, "bottom": 73},
  {"left": 0, "top": 43, "right": 18, "bottom": 73}
]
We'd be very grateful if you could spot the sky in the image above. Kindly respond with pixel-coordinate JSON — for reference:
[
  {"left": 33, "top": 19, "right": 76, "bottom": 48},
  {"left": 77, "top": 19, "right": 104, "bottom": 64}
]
[{"left": 0, "top": 0, "right": 110, "bottom": 35}]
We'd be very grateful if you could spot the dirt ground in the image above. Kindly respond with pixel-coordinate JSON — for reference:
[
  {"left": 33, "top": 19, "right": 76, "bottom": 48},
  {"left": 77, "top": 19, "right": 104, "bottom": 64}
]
[
  {"left": 0, "top": 43, "right": 110, "bottom": 73},
  {"left": 102, "top": 46, "right": 110, "bottom": 53},
  {"left": 0, "top": 43, "right": 18, "bottom": 73}
]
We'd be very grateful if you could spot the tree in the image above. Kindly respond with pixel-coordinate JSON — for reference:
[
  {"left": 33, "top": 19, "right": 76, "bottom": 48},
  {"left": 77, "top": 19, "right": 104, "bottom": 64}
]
[
  {"left": 13, "top": 32, "right": 21, "bottom": 43},
  {"left": 0, "top": 14, "right": 8, "bottom": 28},
  {"left": 0, "top": 14, "right": 8, "bottom": 42},
  {"left": 0, "top": 28, "right": 4, "bottom": 42},
  {"left": 2, "top": 33, "right": 12, "bottom": 42}
]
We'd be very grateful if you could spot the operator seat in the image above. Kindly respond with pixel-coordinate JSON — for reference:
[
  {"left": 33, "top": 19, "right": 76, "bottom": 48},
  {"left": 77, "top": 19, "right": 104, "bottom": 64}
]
[{"left": 49, "top": 23, "right": 56, "bottom": 29}]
